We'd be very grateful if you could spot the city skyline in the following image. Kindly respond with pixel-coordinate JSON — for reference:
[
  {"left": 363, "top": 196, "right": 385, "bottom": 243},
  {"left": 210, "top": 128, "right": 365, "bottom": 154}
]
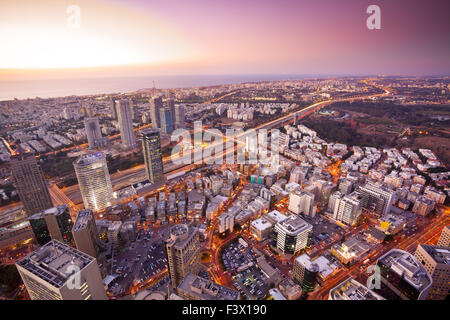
[{"left": 1, "top": 0, "right": 449, "bottom": 82}]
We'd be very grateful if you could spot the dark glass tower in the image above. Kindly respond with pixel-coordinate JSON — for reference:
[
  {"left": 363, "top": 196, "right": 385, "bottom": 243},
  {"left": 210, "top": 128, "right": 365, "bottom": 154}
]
[
  {"left": 9, "top": 150, "right": 53, "bottom": 216},
  {"left": 141, "top": 128, "right": 164, "bottom": 185}
]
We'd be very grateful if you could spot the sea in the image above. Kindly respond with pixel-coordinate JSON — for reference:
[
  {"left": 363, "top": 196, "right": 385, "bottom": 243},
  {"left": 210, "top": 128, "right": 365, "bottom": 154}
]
[{"left": 0, "top": 74, "right": 335, "bottom": 101}]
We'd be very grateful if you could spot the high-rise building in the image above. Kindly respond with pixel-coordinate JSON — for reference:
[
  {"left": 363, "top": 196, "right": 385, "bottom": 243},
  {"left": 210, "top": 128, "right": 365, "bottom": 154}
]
[
  {"left": 174, "top": 104, "right": 185, "bottom": 129},
  {"left": 375, "top": 249, "right": 432, "bottom": 300},
  {"left": 141, "top": 128, "right": 164, "bottom": 185},
  {"left": 414, "top": 244, "right": 450, "bottom": 300},
  {"left": 273, "top": 215, "right": 312, "bottom": 255},
  {"left": 150, "top": 97, "right": 163, "bottom": 129},
  {"left": 29, "top": 205, "right": 73, "bottom": 246},
  {"left": 293, "top": 254, "right": 319, "bottom": 292},
  {"left": 166, "top": 224, "right": 201, "bottom": 289},
  {"left": 84, "top": 117, "right": 105, "bottom": 149},
  {"left": 9, "top": 150, "right": 53, "bottom": 216},
  {"left": 109, "top": 98, "right": 117, "bottom": 119},
  {"left": 72, "top": 209, "right": 100, "bottom": 259},
  {"left": 116, "top": 99, "right": 137, "bottom": 149},
  {"left": 167, "top": 98, "right": 175, "bottom": 120},
  {"left": 437, "top": 226, "right": 450, "bottom": 247},
  {"left": 357, "top": 182, "right": 394, "bottom": 217},
  {"left": 288, "top": 189, "right": 315, "bottom": 217},
  {"left": 16, "top": 240, "right": 107, "bottom": 300},
  {"left": 333, "top": 191, "right": 362, "bottom": 226},
  {"left": 160, "top": 107, "right": 174, "bottom": 134},
  {"left": 73, "top": 152, "right": 113, "bottom": 212},
  {"left": 328, "top": 277, "right": 385, "bottom": 300}
]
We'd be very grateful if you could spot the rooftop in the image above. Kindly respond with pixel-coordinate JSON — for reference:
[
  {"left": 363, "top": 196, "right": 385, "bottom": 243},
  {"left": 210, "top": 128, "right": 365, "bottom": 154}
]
[
  {"left": 74, "top": 152, "right": 105, "bottom": 166},
  {"left": 378, "top": 249, "right": 432, "bottom": 291},
  {"left": 73, "top": 209, "right": 94, "bottom": 232},
  {"left": 177, "top": 273, "right": 239, "bottom": 300},
  {"left": 329, "top": 277, "right": 385, "bottom": 300},
  {"left": 276, "top": 215, "right": 312, "bottom": 236},
  {"left": 419, "top": 244, "right": 450, "bottom": 265},
  {"left": 16, "top": 240, "right": 93, "bottom": 288}
]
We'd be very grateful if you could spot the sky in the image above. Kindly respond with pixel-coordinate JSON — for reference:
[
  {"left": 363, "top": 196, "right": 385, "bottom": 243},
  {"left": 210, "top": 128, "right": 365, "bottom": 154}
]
[{"left": 0, "top": 0, "right": 449, "bottom": 80}]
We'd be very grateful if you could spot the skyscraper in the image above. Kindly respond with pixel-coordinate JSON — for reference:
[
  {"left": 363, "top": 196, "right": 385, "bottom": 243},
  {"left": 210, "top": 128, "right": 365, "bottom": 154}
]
[
  {"left": 160, "top": 107, "right": 174, "bottom": 134},
  {"left": 73, "top": 152, "right": 113, "bottom": 212},
  {"left": 174, "top": 104, "right": 185, "bottom": 129},
  {"left": 109, "top": 98, "right": 117, "bottom": 119},
  {"left": 84, "top": 117, "right": 104, "bottom": 149},
  {"left": 29, "top": 205, "right": 73, "bottom": 246},
  {"left": 141, "top": 128, "right": 164, "bottom": 185},
  {"left": 16, "top": 240, "right": 107, "bottom": 300},
  {"left": 72, "top": 209, "right": 100, "bottom": 259},
  {"left": 9, "top": 150, "right": 53, "bottom": 216},
  {"left": 167, "top": 98, "right": 175, "bottom": 121},
  {"left": 116, "top": 99, "right": 137, "bottom": 149},
  {"left": 150, "top": 97, "right": 163, "bottom": 129},
  {"left": 166, "top": 224, "right": 201, "bottom": 289}
]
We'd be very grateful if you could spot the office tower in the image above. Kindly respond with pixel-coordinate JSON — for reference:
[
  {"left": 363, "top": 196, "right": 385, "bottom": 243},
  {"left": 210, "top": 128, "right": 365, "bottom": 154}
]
[
  {"left": 328, "top": 277, "right": 385, "bottom": 300},
  {"left": 375, "top": 249, "right": 432, "bottom": 300},
  {"left": 73, "top": 152, "right": 113, "bottom": 212},
  {"left": 414, "top": 244, "right": 450, "bottom": 300},
  {"left": 333, "top": 191, "right": 362, "bottom": 226},
  {"left": 29, "top": 205, "right": 73, "bottom": 246},
  {"left": 72, "top": 209, "right": 100, "bottom": 259},
  {"left": 84, "top": 117, "right": 104, "bottom": 149},
  {"left": 293, "top": 254, "right": 319, "bottom": 292},
  {"left": 357, "top": 182, "right": 394, "bottom": 217},
  {"left": 16, "top": 240, "right": 107, "bottom": 300},
  {"left": 150, "top": 97, "right": 163, "bottom": 129},
  {"left": 174, "top": 104, "right": 185, "bottom": 129},
  {"left": 109, "top": 98, "right": 117, "bottom": 119},
  {"left": 176, "top": 273, "right": 239, "bottom": 300},
  {"left": 166, "top": 224, "right": 201, "bottom": 289},
  {"left": 160, "top": 107, "right": 174, "bottom": 134},
  {"left": 141, "top": 128, "right": 164, "bottom": 185},
  {"left": 437, "top": 225, "right": 450, "bottom": 247},
  {"left": 288, "top": 189, "right": 315, "bottom": 217},
  {"left": 116, "top": 99, "right": 137, "bottom": 149},
  {"left": 167, "top": 97, "right": 175, "bottom": 120},
  {"left": 9, "top": 150, "right": 53, "bottom": 216},
  {"left": 273, "top": 215, "right": 312, "bottom": 255}
]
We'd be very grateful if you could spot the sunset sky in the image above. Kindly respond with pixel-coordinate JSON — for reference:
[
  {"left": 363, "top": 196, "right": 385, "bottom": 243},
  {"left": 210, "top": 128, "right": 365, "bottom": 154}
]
[{"left": 0, "top": 0, "right": 449, "bottom": 80}]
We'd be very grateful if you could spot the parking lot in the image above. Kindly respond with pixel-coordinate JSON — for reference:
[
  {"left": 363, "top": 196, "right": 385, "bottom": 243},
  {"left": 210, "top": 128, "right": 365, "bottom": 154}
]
[
  {"left": 221, "top": 241, "right": 270, "bottom": 300},
  {"left": 108, "top": 229, "right": 168, "bottom": 296},
  {"left": 232, "top": 266, "right": 269, "bottom": 300},
  {"left": 222, "top": 241, "right": 256, "bottom": 274}
]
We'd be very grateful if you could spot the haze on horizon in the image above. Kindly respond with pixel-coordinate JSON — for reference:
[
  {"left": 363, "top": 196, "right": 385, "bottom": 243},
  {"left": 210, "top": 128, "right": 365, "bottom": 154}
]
[{"left": 1, "top": 0, "right": 449, "bottom": 81}]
